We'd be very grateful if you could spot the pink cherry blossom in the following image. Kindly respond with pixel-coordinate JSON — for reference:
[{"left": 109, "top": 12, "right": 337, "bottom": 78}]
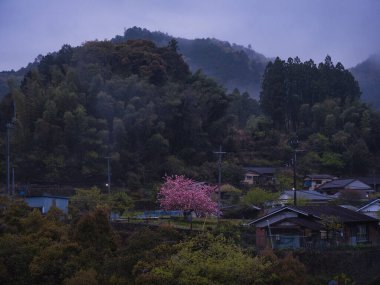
[{"left": 157, "top": 175, "right": 219, "bottom": 216}]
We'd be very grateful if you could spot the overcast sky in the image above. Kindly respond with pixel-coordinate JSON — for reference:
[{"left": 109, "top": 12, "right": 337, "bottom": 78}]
[{"left": 1, "top": 0, "right": 379, "bottom": 71}]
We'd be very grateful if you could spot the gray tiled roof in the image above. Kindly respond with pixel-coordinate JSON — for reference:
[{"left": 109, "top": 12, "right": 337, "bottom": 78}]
[
  {"left": 249, "top": 205, "right": 378, "bottom": 225},
  {"left": 292, "top": 205, "right": 378, "bottom": 223},
  {"left": 317, "top": 179, "right": 355, "bottom": 189},
  {"left": 245, "top": 167, "right": 276, "bottom": 175},
  {"left": 281, "top": 190, "right": 334, "bottom": 201}
]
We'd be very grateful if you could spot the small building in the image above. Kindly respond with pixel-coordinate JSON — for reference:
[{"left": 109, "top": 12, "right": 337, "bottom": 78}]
[
  {"left": 242, "top": 167, "right": 276, "bottom": 186},
  {"left": 357, "top": 198, "right": 380, "bottom": 220},
  {"left": 17, "top": 183, "right": 75, "bottom": 214},
  {"left": 25, "top": 195, "right": 69, "bottom": 214},
  {"left": 303, "top": 174, "right": 337, "bottom": 190},
  {"left": 316, "top": 179, "right": 374, "bottom": 200},
  {"left": 247, "top": 205, "right": 380, "bottom": 249}
]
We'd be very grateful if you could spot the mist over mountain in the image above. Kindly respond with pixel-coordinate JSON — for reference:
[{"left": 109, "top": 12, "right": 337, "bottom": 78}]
[
  {"left": 112, "top": 27, "right": 269, "bottom": 97},
  {"left": 1, "top": 26, "right": 379, "bottom": 110},
  {"left": 351, "top": 53, "right": 380, "bottom": 108},
  {"left": 0, "top": 61, "right": 38, "bottom": 99}
]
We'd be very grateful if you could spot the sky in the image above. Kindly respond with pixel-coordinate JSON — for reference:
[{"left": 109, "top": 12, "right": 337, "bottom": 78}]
[{"left": 1, "top": 0, "right": 380, "bottom": 71}]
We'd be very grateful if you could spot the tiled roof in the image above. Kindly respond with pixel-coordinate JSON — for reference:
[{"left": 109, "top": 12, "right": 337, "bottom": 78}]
[
  {"left": 317, "top": 179, "right": 355, "bottom": 189},
  {"left": 293, "top": 205, "right": 378, "bottom": 223},
  {"left": 248, "top": 205, "right": 378, "bottom": 226},
  {"left": 357, "top": 198, "right": 380, "bottom": 211},
  {"left": 17, "top": 184, "right": 76, "bottom": 197},
  {"left": 281, "top": 190, "right": 334, "bottom": 201},
  {"left": 245, "top": 167, "right": 276, "bottom": 175}
]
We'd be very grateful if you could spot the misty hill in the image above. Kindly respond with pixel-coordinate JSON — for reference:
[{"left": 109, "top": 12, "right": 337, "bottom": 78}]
[
  {"left": 0, "top": 71, "right": 24, "bottom": 98},
  {"left": 112, "top": 27, "right": 269, "bottom": 97},
  {"left": 0, "top": 40, "right": 261, "bottom": 187},
  {"left": 0, "top": 61, "right": 38, "bottom": 98},
  {"left": 351, "top": 54, "right": 380, "bottom": 108}
]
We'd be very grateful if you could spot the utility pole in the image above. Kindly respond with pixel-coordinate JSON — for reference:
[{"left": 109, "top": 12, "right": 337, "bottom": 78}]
[
  {"left": 105, "top": 156, "right": 111, "bottom": 193},
  {"left": 12, "top": 167, "right": 15, "bottom": 196},
  {"left": 373, "top": 169, "right": 377, "bottom": 192},
  {"left": 288, "top": 137, "right": 299, "bottom": 206},
  {"left": 214, "top": 145, "right": 226, "bottom": 220},
  {"left": 6, "top": 122, "right": 14, "bottom": 195},
  {"left": 5, "top": 101, "right": 17, "bottom": 196}
]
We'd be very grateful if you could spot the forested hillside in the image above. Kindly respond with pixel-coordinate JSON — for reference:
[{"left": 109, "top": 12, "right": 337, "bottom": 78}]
[
  {"left": 113, "top": 27, "right": 268, "bottom": 97},
  {"left": 0, "top": 39, "right": 379, "bottom": 195},
  {"left": 351, "top": 53, "right": 380, "bottom": 108},
  {"left": 0, "top": 40, "right": 259, "bottom": 192},
  {"left": 260, "top": 56, "right": 380, "bottom": 176}
]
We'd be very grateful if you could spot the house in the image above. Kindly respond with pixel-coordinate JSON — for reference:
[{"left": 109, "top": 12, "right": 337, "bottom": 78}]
[
  {"left": 316, "top": 179, "right": 374, "bottom": 200},
  {"left": 277, "top": 189, "right": 335, "bottom": 206},
  {"left": 357, "top": 198, "right": 380, "bottom": 220},
  {"left": 247, "top": 205, "right": 380, "bottom": 249},
  {"left": 357, "top": 176, "right": 380, "bottom": 192},
  {"left": 242, "top": 167, "right": 276, "bottom": 186},
  {"left": 303, "top": 174, "right": 337, "bottom": 190},
  {"left": 17, "top": 183, "right": 74, "bottom": 214},
  {"left": 25, "top": 195, "right": 69, "bottom": 214}
]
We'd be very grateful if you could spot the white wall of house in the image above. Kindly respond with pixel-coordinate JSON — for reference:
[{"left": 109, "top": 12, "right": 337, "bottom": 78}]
[{"left": 25, "top": 196, "right": 69, "bottom": 214}]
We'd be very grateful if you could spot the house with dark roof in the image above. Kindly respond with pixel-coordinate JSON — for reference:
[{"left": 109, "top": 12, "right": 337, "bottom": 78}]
[
  {"left": 247, "top": 205, "right": 380, "bottom": 249},
  {"left": 25, "top": 195, "right": 69, "bottom": 214},
  {"left": 316, "top": 179, "right": 374, "bottom": 200},
  {"left": 17, "top": 184, "right": 74, "bottom": 214},
  {"left": 303, "top": 174, "right": 337, "bottom": 190},
  {"left": 242, "top": 167, "right": 276, "bottom": 186}
]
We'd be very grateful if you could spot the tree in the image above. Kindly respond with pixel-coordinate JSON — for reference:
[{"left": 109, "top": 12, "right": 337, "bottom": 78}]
[
  {"left": 157, "top": 175, "right": 218, "bottom": 216},
  {"left": 134, "top": 233, "right": 276, "bottom": 285},
  {"left": 63, "top": 269, "right": 99, "bottom": 285},
  {"left": 241, "top": 187, "right": 279, "bottom": 207},
  {"left": 70, "top": 187, "right": 132, "bottom": 217},
  {"left": 70, "top": 187, "right": 104, "bottom": 214}
]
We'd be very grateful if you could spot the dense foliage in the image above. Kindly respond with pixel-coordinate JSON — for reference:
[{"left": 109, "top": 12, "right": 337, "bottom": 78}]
[
  {"left": 350, "top": 53, "right": 380, "bottom": 108},
  {"left": 260, "top": 56, "right": 380, "bottom": 176},
  {"left": 0, "top": 40, "right": 260, "bottom": 192},
  {"left": 113, "top": 27, "right": 268, "bottom": 97},
  {"left": 0, "top": 197, "right": 331, "bottom": 285},
  {"left": 1, "top": 38, "right": 380, "bottom": 195}
]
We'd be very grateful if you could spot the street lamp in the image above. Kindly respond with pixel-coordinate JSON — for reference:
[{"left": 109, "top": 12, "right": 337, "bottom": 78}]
[{"left": 105, "top": 156, "right": 111, "bottom": 193}]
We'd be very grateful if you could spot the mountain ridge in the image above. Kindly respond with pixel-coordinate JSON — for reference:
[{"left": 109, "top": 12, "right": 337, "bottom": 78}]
[
  {"left": 112, "top": 27, "right": 269, "bottom": 97},
  {"left": 351, "top": 53, "right": 380, "bottom": 108}
]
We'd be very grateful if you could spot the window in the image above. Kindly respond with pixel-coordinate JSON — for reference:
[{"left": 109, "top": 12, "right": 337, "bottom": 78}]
[{"left": 356, "top": 225, "right": 368, "bottom": 243}]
